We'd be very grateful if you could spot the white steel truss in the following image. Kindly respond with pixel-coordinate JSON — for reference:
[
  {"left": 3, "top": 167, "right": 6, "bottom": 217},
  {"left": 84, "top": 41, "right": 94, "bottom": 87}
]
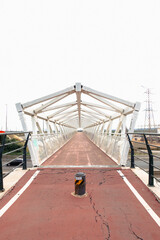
[{"left": 16, "top": 83, "right": 140, "bottom": 166}]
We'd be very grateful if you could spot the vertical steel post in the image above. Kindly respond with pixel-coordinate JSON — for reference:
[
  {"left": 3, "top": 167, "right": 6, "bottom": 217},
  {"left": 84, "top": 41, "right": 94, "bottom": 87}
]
[
  {"left": 143, "top": 134, "right": 154, "bottom": 186},
  {"left": 127, "top": 134, "right": 135, "bottom": 168},
  {"left": 0, "top": 134, "right": 6, "bottom": 191},
  {"left": 16, "top": 103, "right": 39, "bottom": 166},
  {"left": 23, "top": 133, "right": 30, "bottom": 170}
]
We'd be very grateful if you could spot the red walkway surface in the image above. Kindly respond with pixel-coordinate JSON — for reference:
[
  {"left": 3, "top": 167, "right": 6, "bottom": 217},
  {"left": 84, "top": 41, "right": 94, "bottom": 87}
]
[
  {"left": 0, "top": 133, "right": 160, "bottom": 239},
  {"left": 43, "top": 132, "right": 115, "bottom": 166}
]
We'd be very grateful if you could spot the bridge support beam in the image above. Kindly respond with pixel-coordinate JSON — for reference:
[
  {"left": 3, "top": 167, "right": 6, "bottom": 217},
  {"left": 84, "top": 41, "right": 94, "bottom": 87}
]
[{"left": 16, "top": 103, "right": 39, "bottom": 166}]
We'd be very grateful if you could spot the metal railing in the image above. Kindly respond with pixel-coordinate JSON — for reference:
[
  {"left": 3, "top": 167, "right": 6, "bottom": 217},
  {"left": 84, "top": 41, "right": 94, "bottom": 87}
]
[
  {"left": 85, "top": 130, "right": 129, "bottom": 165},
  {"left": 0, "top": 131, "right": 31, "bottom": 192},
  {"left": 30, "top": 131, "right": 74, "bottom": 166},
  {"left": 127, "top": 132, "right": 160, "bottom": 187}
]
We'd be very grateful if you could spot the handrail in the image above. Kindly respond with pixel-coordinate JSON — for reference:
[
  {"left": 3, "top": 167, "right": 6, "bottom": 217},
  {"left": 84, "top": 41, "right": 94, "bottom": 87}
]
[
  {"left": 0, "top": 131, "right": 32, "bottom": 136},
  {"left": 0, "top": 139, "right": 25, "bottom": 147},
  {"left": 128, "top": 132, "right": 160, "bottom": 136},
  {"left": 0, "top": 131, "right": 31, "bottom": 191},
  {"left": 127, "top": 132, "right": 160, "bottom": 187}
]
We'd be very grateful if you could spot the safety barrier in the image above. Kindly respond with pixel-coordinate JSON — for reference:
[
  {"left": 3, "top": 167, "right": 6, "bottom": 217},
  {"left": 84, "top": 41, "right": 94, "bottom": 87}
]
[
  {"left": 0, "top": 132, "right": 30, "bottom": 191},
  {"left": 85, "top": 131, "right": 129, "bottom": 165},
  {"left": 127, "top": 132, "right": 160, "bottom": 187},
  {"left": 30, "top": 131, "right": 74, "bottom": 166}
]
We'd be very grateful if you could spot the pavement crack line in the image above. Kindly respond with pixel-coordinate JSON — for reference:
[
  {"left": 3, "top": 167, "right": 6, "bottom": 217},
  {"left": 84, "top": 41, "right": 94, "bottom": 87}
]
[
  {"left": 98, "top": 171, "right": 106, "bottom": 186},
  {"left": 119, "top": 207, "right": 143, "bottom": 240},
  {"left": 129, "top": 223, "right": 144, "bottom": 240},
  {"left": 99, "top": 176, "right": 106, "bottom": 185},
  {"left": 89, "top": 193, "right": 111, "bottom": 240}
]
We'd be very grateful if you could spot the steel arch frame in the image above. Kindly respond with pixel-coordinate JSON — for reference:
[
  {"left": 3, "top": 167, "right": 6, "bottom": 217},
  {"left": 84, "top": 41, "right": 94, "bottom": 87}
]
[{"left": 16, "top": 83, "right": 140, "bottom": 166}]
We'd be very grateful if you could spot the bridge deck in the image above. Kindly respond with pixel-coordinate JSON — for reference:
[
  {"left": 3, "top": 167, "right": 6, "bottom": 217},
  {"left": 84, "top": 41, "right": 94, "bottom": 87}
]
[
  {"left": 0, "top": 133, "right": 160, "bottom": 239},
  {"left": 43, "top": 132, "right": 115, "bottom": 166}
]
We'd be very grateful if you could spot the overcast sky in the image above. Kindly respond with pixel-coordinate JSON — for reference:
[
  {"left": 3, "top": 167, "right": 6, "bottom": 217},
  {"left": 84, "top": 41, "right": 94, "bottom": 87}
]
[{"left": 0, "top": 0, "right": 160, "bottom": 130}]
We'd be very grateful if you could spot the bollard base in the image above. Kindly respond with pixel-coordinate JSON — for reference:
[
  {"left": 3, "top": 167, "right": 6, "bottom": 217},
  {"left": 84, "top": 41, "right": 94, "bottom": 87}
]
[{"left": 71, "top": 191, "right": 88, "bottom": 198}]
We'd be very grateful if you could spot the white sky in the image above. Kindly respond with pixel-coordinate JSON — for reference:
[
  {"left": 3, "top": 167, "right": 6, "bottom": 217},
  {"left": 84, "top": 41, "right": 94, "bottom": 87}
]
[{"left": 0, "top": 0, "right": 160, "bottom": 130}]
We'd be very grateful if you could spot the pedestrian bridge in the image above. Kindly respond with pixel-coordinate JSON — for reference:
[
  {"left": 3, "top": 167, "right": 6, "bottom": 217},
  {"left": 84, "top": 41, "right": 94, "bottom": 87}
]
[
  {"left": 16, "top": 83, "right": 140, "bottom": 167},
  {"left": 1, "top": 130, "right": 160, "bottom": 240},
  {"left": 1, "top": 85, "right": 160, "bottom": 240}
]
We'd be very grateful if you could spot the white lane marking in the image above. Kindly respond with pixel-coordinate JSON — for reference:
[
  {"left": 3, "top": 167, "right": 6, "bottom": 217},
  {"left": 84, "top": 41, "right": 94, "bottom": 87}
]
[
  {"left": 0, "top": 170, "right": 40, "bottom": 218},
  {"left": 117, "top": 170, "right": 160, "bottom": 227}
]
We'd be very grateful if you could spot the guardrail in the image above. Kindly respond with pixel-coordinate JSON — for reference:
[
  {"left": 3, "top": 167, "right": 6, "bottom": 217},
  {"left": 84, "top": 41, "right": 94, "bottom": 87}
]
[
  {"left": 29, "top": 131, "right": 74, "bottom": 166},
  {"left": 85, "top": 130, "right": 130, "bottom": 165},
  {"left": 127, "top": 132, "right": 160, "bottom": 187},
  {"left": 0, "top": 131, "right": 31, "bottom": 192}
]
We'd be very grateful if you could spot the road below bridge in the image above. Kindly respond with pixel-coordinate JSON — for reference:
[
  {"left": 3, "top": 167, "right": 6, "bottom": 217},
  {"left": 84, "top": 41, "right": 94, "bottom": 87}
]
[{"left": 0, "top": 133, "right": 160, "bottom": 239}]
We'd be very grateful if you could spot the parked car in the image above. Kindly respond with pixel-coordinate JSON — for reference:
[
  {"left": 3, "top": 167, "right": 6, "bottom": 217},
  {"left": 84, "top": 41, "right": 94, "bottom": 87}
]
[{"left": 7, "top": 158, "right": 23, "bottom": 166}]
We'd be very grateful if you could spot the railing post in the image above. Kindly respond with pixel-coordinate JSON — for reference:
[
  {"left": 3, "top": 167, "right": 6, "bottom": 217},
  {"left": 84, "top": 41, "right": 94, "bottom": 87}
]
[
  {"left": 0, "top": 134, "right": 6, "bottom": 191},
  {"left": 143, "top": 134, "right": 154, "bottom": 187},
  {"left": 23, "top": 133, "right": 30, "bottom": 170},
  {"left": 127, "top": 134, "right": 135, "bottom": 168}
]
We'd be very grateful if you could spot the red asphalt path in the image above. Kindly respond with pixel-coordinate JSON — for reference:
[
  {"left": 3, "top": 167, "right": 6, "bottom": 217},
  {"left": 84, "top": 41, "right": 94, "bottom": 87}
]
[
  {"left": 0, "top": 133, "right": 160, "bottom": 239},
  {"left": 0, "top": 168, "right": 160, "bottom": 240},
  {"left": 43, "top": 132, "right": 115, "bottom": 166}
]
